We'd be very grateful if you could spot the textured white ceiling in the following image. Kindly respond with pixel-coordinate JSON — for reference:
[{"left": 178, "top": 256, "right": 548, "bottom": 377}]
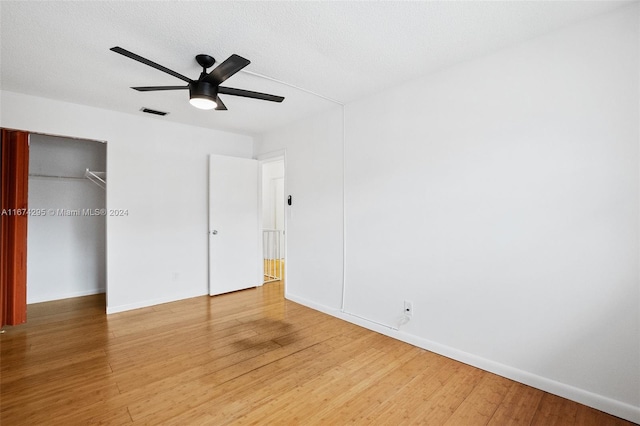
[{"left": 0, "top": 1, "right": 633, "bottom": 136}]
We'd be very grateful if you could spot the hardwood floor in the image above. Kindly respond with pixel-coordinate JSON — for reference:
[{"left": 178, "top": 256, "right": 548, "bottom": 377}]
[{"left": 1, "top": 281, "right": 635, "bottom": 425}]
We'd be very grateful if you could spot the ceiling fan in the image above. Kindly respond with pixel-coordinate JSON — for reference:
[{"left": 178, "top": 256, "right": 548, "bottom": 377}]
[{"left": 110, "top": 46, "right": 284, "bottom": 111}]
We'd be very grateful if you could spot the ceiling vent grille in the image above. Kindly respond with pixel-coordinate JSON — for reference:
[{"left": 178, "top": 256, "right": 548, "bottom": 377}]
[{"left": 140, "top": 107, "right": 169, "bottom": 116}]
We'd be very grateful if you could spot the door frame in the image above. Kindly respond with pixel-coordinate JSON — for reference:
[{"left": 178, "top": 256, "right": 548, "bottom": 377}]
[{"left": 257, "top": 150, "right": 287, "bottom": 293}]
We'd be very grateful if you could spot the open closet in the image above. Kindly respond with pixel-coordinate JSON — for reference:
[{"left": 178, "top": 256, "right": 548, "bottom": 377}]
[{"left": 27, "top": 134, "right": 106, "bottom": 304}]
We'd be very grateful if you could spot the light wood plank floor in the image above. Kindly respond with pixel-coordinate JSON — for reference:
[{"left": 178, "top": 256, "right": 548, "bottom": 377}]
[{"left": 1, "top": 281, "right": 635, "bottom": 425}]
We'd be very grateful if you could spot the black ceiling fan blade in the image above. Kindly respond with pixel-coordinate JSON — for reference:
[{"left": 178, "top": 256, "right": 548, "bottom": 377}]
[
  {"left": 131, "top": 86, "right": 189, "bottom": 91},
  {"left": 111, "top": 47, "right": 192, "bottom": 83},
  {"left": 215, "top": 96, "right": 227, "bottom": 111},
  {"left": 203, "top": 54, "right": 250, "bottom": 85},
  {"left": 218, "top": 86, "right": 284, "bottom": 103}
]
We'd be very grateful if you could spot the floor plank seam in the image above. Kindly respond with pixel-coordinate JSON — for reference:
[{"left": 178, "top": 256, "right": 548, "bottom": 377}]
[
  {"left": 213, "top": 341, "right": 325, "bottom": 388},
  {"left": 528, "top": 390, "right": 544, "bottom": 426}
]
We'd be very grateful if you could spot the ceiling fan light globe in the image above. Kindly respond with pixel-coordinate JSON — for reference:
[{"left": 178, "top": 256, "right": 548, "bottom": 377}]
[{"left": 189, "top": 97, "right": 217, "bottom": 110}]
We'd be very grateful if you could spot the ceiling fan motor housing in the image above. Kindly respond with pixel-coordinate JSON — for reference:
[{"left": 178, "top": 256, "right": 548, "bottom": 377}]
[{"left": 189, "top": 81, "right": 218, "bottom": 102}]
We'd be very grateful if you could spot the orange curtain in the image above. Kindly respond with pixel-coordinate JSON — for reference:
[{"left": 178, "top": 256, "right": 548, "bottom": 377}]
[{"left": 1, "top": 128, "right": 29, "bottom": 327}]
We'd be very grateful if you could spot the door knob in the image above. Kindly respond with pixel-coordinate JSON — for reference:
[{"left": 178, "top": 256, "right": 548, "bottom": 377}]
[{"left": 211, "top": 230, "right": 218, "bottom": 235}]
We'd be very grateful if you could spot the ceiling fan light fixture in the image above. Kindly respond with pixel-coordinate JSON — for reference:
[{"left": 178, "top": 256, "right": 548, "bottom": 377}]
[
  {"left": 189, "top": 97, "right": 217, "bottom": 110},
  {"left": 189, "top": 81, "right": 217, "bottom": 110}
]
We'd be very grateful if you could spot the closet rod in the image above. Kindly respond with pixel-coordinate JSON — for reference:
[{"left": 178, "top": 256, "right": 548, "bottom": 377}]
[{"left": 29, "top": 173, "right": 85, "bottom": 180}]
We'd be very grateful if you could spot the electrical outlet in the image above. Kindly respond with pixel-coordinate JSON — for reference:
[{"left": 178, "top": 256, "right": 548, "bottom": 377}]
[{"left": 404, "top": 300, "right": 413, "bottom": 317}]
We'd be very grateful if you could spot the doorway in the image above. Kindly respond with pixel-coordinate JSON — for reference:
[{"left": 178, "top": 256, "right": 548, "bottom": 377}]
[{"left": 261, "top": 157, "right": 285, "bottom": 285}]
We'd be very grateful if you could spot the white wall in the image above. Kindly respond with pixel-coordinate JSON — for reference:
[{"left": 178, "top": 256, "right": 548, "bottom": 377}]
[
  {"left": 256, "top": 107, "right": 344, "bottom": 309},
  {"left": 1, "top": 90, "right": 253, "bottom": 313},
  {"left": 27, "top": 134, "right": 106, "bottom": 303},
  {"left": 255, "top": 5, "right": 640, "bottom": 423},
  {"left": 261, "top": 160, "right": 284, "bottom": 230}
]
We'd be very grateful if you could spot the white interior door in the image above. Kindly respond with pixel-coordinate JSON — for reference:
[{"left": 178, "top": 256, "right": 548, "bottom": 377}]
[{"left": 209, "top": 155, "right": 260, "bottom": 296}]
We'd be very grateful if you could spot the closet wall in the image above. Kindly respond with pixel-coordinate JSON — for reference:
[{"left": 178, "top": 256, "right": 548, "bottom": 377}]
[{"left": 27, "top": 134, "right": 106, "bottom": 303}]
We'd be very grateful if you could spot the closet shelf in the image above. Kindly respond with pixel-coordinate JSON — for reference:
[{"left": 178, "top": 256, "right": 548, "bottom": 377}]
[{"left": 85, "top": 169, "right": 106, "bottom": 189}]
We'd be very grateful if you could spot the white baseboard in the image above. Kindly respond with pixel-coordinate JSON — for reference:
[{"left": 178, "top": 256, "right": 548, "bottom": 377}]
[
  {"left": 106, "top": 290, "right": 205, "bottom": 314},
  {"left": 27, "top": 288, "right": 106, "bottom": 304},
  {"left": 284, "top": 291, "right": 640, "bottom": 424}
]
